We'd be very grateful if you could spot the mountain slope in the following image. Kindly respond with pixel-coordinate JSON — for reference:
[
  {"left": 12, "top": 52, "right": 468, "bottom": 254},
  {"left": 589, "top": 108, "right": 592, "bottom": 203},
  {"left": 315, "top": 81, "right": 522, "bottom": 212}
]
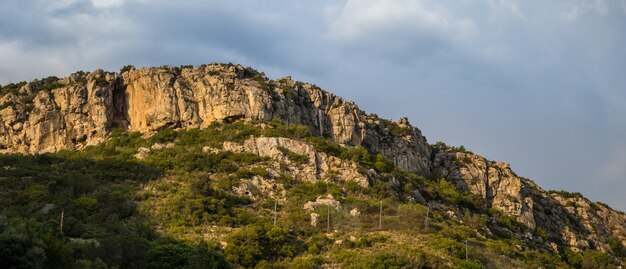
[{"left": 0, "top": 63, "right": 625, "bottom": 268}]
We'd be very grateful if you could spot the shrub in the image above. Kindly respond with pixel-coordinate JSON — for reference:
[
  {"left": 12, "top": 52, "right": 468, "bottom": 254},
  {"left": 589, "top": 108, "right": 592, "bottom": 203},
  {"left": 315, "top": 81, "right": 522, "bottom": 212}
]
[
  {"left": 120, "top": 65, "right": 135, "bottom": 73},
  {"left": 187, "top": 241, "right": 231, "bottom": 269},
  {"left": 224, "top": 223, "right": 303, "bottom": 267},
  {"left": 146, "top": 243, "right": 193, "bottom": 269},
  {"left": 581, "top": 250, "right": 617, "bottom": 269},
  {"left": 277, "top": 146, "right": 309, "bottom": 164},
  {"left": 0, "top": 81, "right": 27, "bottom": 96},
  {"left": 454, "top": 260, "right": 484, "bottom": 269},
  {"left": 607, "top": 236, "right": 625, "bottom": 257}
]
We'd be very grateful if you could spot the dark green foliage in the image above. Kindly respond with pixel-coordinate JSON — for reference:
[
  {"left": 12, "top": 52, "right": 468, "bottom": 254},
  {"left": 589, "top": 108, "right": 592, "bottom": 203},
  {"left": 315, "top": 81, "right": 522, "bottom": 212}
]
[
  {"left": 288, "top": 182, "right": 344, "bottom": 205},
  {"left": 224, "top": 223, "right": 304, "bottom": 267},
  {"left": 146, "top": 243, "right": 193, "bottom": 269},
  {"left": 607, "top": 236, "right": 625, "bottom": 257},
  {"left": 150, "top": 128, "right": 178, "bottom": 143},
  {"left": 306, "top": 233, "right": 333, "bottom": 254},
  {"left": 0, "top": 100, "right": 14, "bottom": 110},
  {"left": 563, "top": 248, "right": 583, "bottom": 268},
  {"left": 188, "top": 241, "right": 231, "bottom": 269},
  {"left": 38, "top": 76, "right": 62, "bottom": 92},
  {"left": 454, "top": 260, "right": 485, "bottom": 269},
  {"left": 306, "top": 136, "right": 344, "bottom": 156},
  {"left": 0, "top": 76, "right": 63, "bottom": 102},
  {"left": 379, "top": 118, "right": 412, "bottom": 137},
  {"left": 120, "top": 65, "right": 135, "bottom": 73},
  {"left": 277, "top": 146, "right": 309, "bottom": 164},
  {"left": 167, "top": 175, "right": 252, "bottom": 226},
  {"left": 345, "top": 252, "right": 411, "bottom": 269},
  {"left": 548, "top": 190, "right": 585, "bottom": 199},
  {"left": 581, "top": 250, "right": 618, "bottom": 269},
  {"left": 0, "top": 81, "right": 27, "bottom": 96},
  {"left": 242, "top": 66, "right": 261, "bottom": 78},
  {"left": 432, "top": 141, "right": 470, "bottom": 153},
  {"left": 0, "top": 148, "right": 234, "bottom": 269},
  {"left": 0, "top": 231, "right": 47, "bottom": 269}
]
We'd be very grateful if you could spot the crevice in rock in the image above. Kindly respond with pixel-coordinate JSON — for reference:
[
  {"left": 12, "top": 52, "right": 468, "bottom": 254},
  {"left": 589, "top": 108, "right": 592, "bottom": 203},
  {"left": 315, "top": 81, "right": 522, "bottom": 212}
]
[{"left": 110, "top": 78, "right": 130, "bottom": 130}]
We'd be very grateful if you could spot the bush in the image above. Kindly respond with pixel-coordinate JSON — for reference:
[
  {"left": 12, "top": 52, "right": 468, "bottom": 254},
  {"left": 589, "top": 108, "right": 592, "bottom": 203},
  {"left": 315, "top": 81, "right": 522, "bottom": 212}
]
[
  {"left": 454, "top": 260, "right": 484, "bottom": 269},
  {"left": 120, "top": 65, "right": 135, "bottom": 73},
  {"left": 146, "top": 243, "right": 193, "bottom": 269},
  {"left": 607, "top": 236, "right": 625, "bottom": 257},
  {"left": 224, "top": 223, "right": 303, "bottom": 267},
  {"left": 277, "top": 146, "right": 309, "bottom": 164},
  {"left": 188, "top": 241, "right": 231, "bottom": 269},
  {"left": 0, "top": 81, "right": 27, "bottom": 96},
  {"left": 581, "top": 250, "right": 618, "bottom": 269}
]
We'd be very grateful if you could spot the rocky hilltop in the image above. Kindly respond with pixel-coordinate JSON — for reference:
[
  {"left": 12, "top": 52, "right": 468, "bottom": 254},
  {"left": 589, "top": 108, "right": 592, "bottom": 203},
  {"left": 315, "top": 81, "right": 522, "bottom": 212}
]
[
  {"left": 0, "top": 64, "right": 430, "bottom": 175},
  {"left": 1, "top": 63, "right": 625, "bottom": 267}
]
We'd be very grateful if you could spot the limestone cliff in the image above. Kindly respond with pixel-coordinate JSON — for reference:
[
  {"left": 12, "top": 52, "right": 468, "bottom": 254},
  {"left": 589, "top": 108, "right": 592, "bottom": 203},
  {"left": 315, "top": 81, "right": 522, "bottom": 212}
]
[
  {"left": 0, "top": 64, "right": 430, "bottom": 175},
  {"left": 431, "top": 144, "right": 626, "bottom": 253}
]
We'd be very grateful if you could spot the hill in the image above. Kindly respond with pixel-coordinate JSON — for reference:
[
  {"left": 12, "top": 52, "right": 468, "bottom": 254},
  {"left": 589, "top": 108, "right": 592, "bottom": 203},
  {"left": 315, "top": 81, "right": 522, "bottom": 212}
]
[{"left": 0, "top": 63, "right": 625, "bottom": 268}]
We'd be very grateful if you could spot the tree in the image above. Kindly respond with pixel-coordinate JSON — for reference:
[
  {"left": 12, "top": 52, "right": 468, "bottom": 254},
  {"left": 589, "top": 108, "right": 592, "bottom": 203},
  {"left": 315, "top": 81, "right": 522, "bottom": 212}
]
[
  {"left": 0, "top": 232, "right": 47, "bottom": 269},
  {"left": 146, "top": 243, "right": 193, "bottom": 269},
  {"left": 187, "top": 241, "right": 231, "bottom": 269}
]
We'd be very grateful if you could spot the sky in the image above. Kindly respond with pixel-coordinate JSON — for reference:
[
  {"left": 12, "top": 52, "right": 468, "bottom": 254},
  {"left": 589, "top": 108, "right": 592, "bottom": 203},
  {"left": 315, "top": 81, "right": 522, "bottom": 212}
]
[{"left": 1, "top": 0, "right": 625, "bottom": 210}]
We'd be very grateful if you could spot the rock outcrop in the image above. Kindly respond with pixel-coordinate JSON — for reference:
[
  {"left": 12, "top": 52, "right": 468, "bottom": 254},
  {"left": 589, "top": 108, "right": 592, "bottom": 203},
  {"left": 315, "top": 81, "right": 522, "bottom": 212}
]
[
  {"left": 431, "top": 150, "right": 536, "bottom": 229},
  {"left": 223, "top": 137, "right": 369, "bottom": 187},
  {"left": 0, "top": 70, "right": 118, "bottom": 153},
  {"left": 431, "top": 146, "right": 626, "bottom": 253},
  {"left": 0, "top": 64, "right": 430, "bottom": 175}
]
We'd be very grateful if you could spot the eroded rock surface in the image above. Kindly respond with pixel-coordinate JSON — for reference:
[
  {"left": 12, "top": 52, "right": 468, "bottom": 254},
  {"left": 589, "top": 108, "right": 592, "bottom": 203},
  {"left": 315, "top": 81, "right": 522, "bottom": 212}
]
[{"left": 1, "top": 64, "right": 430, "bottom": 175}]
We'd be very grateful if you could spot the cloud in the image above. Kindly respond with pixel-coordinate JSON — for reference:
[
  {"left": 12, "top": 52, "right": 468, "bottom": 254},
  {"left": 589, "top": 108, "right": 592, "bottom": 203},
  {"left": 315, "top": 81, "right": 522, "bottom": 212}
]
[
  {"left": 90, "top": 0, "right": 125, "bottom": 8},
  {"left": 326, "top": 0, "right": 477, "bottom": 60},
  {"left": 559, "top": 0, "right": 618, "bottom": 22},
  {"left": 485, "top": 0, "right": 526, "bottom": 21}
]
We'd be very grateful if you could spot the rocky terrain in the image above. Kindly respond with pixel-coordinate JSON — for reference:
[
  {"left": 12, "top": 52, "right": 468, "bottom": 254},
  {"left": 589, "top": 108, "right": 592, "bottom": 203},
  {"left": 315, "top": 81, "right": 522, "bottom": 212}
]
[
  {"left": 0, "top": 64, "right": 430, "bottom": 175},
  {"left": 1, "top": 63, "right": 625, "bottom": 268}
]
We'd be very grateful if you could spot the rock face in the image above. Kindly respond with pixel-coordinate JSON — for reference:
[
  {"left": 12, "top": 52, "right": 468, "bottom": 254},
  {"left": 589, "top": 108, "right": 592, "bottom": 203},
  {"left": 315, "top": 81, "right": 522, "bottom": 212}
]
[
  {"left": 431, "top": 150, "right": 536, "bottom": 229},
  {"left": 0, "top": 64, "right": 430, "bottom": 175},
  {"left": 223, "top": 137, "right": 369, "bottom": 187},
  {"left": 0, "top": 70, "right": 118, "bottom": 153},
  {"left": 431, "top": 147, "right": 626, "bottom": 253}
]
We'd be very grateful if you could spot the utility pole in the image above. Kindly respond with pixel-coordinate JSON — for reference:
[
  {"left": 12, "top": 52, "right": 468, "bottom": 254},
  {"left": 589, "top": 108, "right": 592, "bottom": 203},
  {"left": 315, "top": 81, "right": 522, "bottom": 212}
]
[
  {"left": 424, "top": 205, "right": 430, "bottom": 232},
  {"left": 378, "top": 200, "right": 382, "bottom": 230},
  {"left": 60, "top": 210, "right": 64, "bottom": 235},
  {"left": 327, "top": 204, "right": 331, "bottom": 233},
  {"left": 273, "top": 197, "right": 278, "bottom": 226}
]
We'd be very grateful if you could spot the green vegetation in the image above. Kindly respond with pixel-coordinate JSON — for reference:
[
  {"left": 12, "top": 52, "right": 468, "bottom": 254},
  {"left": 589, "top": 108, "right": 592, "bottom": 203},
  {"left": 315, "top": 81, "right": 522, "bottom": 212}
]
[
  {"left": 548, "top": 190, "right": 585, "bottom": 199},
  {"left": 0, "top": 100, "right": 14, "bottom": 110},
  {"left": 0, "top": 81, "right": 27, "bottom": 96},
  {"left": 432, "top": 141, "right": 471, "bottom": 154},
  {"left": 224, "top": 223, "right": 304, "bottom": 267},
  {"left": 277, "top": 146, "right": 309, "bottom": 164},
  {"left": 120, "top": 65, "right": 135, "bottom": 73},
  {"left": 0, "top": 119, "right": 623, "bottom": 268}
]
